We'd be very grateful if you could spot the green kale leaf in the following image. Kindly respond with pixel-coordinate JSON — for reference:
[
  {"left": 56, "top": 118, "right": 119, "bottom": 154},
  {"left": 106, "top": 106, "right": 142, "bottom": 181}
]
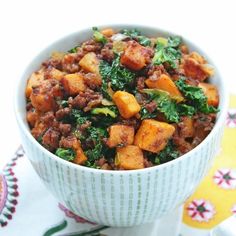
[
  {"left": 152, "top": 36, "right": 182, "bottom": 69},
  {"left": 142, "top": 89, "right": 180, "bottom": 123},
  {"left": 177, "top": 104, "right": 196, "bottom": 117},
  {"left": 99, "top": 55, "right": 135, "bottom": 93},
  {"left": 84, "top": 126, "right": 108, "bottom": 163},
  {"left": 175, "top": 77, "right": 219, "bottom": 114},
  {"left": 55, "top": 148, "right": 75, "bottom": 161},
  {"left": 122, "top": 29, "right": 151, "bottom": 46},
  {"left": 154, "top": 141, "right": 179, "bottom": 165},
  {"left": 140, "top": 107, "right": 158, "bottom": 120},
  {"left": 68, "top": 46, "right": 79, "bottom": 53},
  {"left": 71, "top": 109, "right": 89, "bottom": 125}
]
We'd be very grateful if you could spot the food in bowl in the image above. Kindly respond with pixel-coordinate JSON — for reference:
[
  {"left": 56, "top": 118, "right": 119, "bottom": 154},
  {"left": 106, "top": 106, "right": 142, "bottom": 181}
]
[{"left": 25, "top": 27, "right": 219, "bottom": 170}]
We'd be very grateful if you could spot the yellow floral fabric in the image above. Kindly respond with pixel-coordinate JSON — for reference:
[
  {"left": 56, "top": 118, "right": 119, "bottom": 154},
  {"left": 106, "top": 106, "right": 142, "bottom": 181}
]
[{"left": 183, "top": 95, "right": 236, "bottom": 229}]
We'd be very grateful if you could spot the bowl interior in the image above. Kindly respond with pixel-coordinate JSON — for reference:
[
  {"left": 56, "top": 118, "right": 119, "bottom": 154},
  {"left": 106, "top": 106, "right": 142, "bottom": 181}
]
[{"left": 15, "top": 24, "right": 228, "bottom": 173}]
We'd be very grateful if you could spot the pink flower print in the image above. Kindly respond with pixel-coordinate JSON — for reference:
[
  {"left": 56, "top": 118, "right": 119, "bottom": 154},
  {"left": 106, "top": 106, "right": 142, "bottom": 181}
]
[
  {"left": 231, "top": 204, "right": 236, "bottom": 215},
  {"left": 213, "top": 169, "right": 236, "bottom": 189},
  {"left": 58, "top": 203, "right": 95, "bottom": 224},
  {"left": 187, "top": 199, "right": 215, "bottom": 222},
  {"left": 226, "top": 109, "right": 236, "bottom": 128}
]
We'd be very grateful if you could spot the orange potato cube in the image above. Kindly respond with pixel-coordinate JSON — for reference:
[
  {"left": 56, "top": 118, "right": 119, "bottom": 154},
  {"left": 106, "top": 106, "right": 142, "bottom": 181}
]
[
  {"left": 120, "top": 41, "right": 151, "bottom": 70},
  {"left": 25, "top": 70, "right": 44, "bottom": 98},
  {"left": 31, "top": 122, "right": 47, "bottom": 139},
  {"left": 134, "top": 119, "right": 175, "bottom": 153},
  {"left": 101, "top": 28, "right": 115, "bottom": 37},
  {"left": 73, "top": 145, "right": 87, "bottom": 165},
  {"left": 180, "top": 117, "right": 194, "bottom": 138},
  {"left": 198, "top": 82, "right": 219, "bottom": 107},
  {"left": 84, "top": 73, "right": 102, "bottom": 86},
  {"left": 47, "top": 67, "right": 65, "bottom": 81},
  {"left": 107, "top": 124, "right": 134, "bottom": 148},
  {"left": 145, "top": 74, "right": 184, "bottom": 102},
  {"left": 113, "top": 91, "right": 141, "bottom": 119},
  {"left": 189, "top": 52, "right": 206, "bottom": 64},
  {"left": 115, "top": 145, "right": 144, "bottom": 170},
  {"left": 183, "top": 58, "right": 212, "bottom": 82},
  {"left": 30, "top": 79, "right": 63, "bottom": 112},
  {"left": 26, "top": 109, "right": 39, "bottom": 127},
  {"left": 79, "top": 52, "right": 99, "bottom": 74},
  {"left": 61, "top": 73, "right": 86, "bottom": 95}
]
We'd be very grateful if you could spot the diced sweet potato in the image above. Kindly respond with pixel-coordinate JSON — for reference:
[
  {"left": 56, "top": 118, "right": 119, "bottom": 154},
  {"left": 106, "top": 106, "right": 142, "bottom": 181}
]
[
  {"left": 61, "top": 73, "right": 87, "bottom": 95},
  {"left": 113, "top": 91, "right": 141, "bottom": 119},
  {"left": 79, "top": 52, "right": 99, "bottom": 74},
  {"left": 84, "top": 73, "right": 102, "bottom": 87},
  {"left": 73, "top": 145, "right": 87, "bottom": 165},
  {"left": 101, "top": 28, "right": 115, "bottom": 37},
  {"left": 145, "top": 74, "right": 184, "bottom": 102},
  {"left": 60, "top": 136, "right": 87, "bottom": 165},
  {"left": 25, "top": 69, "right": 44, "bottom": 98},
  {"left": 180, "top": 117, "right": 194, "bottom": 138},
  {"left": 31, "top": 122, "right": 47, "bottom": 139},
  {"left": 46, "top": 67, "right": 65, "bottom": 81},
  {"left": 198, "top": 82, "right": 219, "bottom": 107},
  {"left": 189, "top": 52, "right": 206, "bottom": 64},
  {"left": 134, "top": 119, "right": 175, "bottom": 153},
  {"left": 120, "top": 41, "right": 152, "bottom": 70},
  {"left": 115, "top": 145, "right": 144, "bottom": 170},
  {"left": 107, "top": 125, "right": 134, "bottom": 148},
  {"left": 26, "top": 109, "right": 39, "bottom": 127},
  {"left": 30, "top": 80, "right": 62, "bottom": 112},
  {"left": 182, "top": 57, "right": 213, "bottom": 82}
]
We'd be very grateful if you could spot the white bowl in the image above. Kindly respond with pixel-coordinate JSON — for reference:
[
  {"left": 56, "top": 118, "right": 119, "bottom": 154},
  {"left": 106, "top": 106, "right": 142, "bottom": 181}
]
[{"left": 14, "top": 24, "right": 228, "bottom": 227}]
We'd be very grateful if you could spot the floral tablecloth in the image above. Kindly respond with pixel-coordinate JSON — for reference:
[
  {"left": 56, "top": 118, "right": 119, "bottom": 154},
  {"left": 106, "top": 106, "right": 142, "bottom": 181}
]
[{"left": 0, "top": 95, "right": 236, "bottom": 236}]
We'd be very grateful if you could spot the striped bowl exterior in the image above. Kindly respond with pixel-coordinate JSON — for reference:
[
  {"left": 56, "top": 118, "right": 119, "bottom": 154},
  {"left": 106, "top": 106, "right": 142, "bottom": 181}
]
[{"left": 19, "top": 124, "right": 224, "bottom": 227}]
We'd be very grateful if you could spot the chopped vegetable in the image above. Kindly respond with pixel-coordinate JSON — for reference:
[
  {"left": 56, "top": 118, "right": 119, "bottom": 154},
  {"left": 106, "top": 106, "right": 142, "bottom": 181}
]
[
  {"left": 73, "top": 145, "right": 87, "bottom": 164},
  {"left": 140, "top": 107, "right": 157, "bottom": 120},
  {"left": 145, "top": 74, "right": 184, "bottom": 102},
  {"left": 107, "top": 125, "right": 134, "bottom": 148},
  {"left": 134, "top": 119, "right": 175, "bottom": 153},
  {"left": 152, "top": 141, "right": 179, "bottom": 165},
  {"left": 142, "top": 89, "right": 180, "bottom": 123},
  {"left": 113, "top": 91, "right": 141, "bottom": 119},
  {"left": 152, "top": 36, "right": 182, "bottom": 69},
  {"left": 25, "top": 69, "right": 44, "bottom": 98},
  {"left": 84, "top": 126, "right": 108, "bottom": 164},
  {"left": 79, "top": 52, "right": 100, "bottom": 74},
  {"left": 175, "top": 77, "right": 219, "bottom": 114},
  {"left": 92, "top": 27, "right": 108, "bottom": 44},
  {"left": 61, "top": 73, "right": 87, "bottom": 95},
  {"left": 180, "top": 117, "right": 194, "bottom": 138},
  {"left": 71, "top": 109, "right": 89, "bottom": 125},
  {"left": 115, "top": 145, "right": 144, "bottom": 170},
  {"left": 99, "top": 55, "right": 135, "bottom": 93},
  {"left": 120, "top": 41, "right": 151, "bottom": 70},
  {"left": 55, "top": 148, "right": 76, "bottom": 161},
  {"left": 91, "top": 107, "right": 117, "bottom": 118},
  {"left": 177, "top": 104, "right": 195, "bottom": 117},
  {"left": 101, "top": 28, "right": 115, "bottom": 37},
  {"left": 198, "top": 82, "right": 219, "bottom": 107},
  {"left": 122, "top": 29, "right": 151, "bottom": 46}
]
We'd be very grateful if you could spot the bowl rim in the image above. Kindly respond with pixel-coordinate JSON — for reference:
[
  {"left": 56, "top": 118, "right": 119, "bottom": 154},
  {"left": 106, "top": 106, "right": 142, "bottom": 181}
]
[{"left": 14, "top": 23, "right": 229, "bottom": 175}]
